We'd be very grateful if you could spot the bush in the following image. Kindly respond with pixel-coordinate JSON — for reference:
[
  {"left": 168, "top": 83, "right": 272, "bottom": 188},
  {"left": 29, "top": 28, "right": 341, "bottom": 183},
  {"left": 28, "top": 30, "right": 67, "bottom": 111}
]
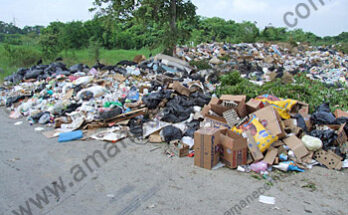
[
  {"left": 218, "top": 71, "right": 348, "bottom": 113},
  {"left": 3, "top": 44, "right": 41, "bottom": 67}
]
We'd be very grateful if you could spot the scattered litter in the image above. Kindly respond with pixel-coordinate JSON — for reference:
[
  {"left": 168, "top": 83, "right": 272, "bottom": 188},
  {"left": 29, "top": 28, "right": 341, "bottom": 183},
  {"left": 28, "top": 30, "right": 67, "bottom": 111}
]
[
  {"left": 14, "top": 121, "right": 23, "bottom": 125},
  {"left": 259, "top": 195, "right": 276, "bottom": 205}
]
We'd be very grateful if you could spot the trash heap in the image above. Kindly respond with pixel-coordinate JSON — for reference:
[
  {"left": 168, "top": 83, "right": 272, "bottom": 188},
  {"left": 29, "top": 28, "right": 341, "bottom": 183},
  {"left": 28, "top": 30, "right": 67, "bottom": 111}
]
[
  {"left": 176, "top": 42, "right": 348, "bottom": 86},
  {"left": 194, "top": 94, "right": 348, "bottom": 174},
  {"left": 1, "top": 47, "right": 348, "bottom": 177}
]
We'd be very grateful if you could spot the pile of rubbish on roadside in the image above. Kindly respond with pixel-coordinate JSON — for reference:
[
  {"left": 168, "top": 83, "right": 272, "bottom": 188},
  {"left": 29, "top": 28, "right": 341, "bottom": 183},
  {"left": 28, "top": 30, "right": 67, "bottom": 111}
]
[
  {"left": 1, "top": 44, "right": 348, "bottom": 178},
  {"left": 176, "top": 42, "right": 348, "bottom": 86}
]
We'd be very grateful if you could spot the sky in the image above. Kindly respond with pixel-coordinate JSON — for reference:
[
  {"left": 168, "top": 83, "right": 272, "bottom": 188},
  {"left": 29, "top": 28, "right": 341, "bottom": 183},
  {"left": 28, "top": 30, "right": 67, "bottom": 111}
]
[{"left": 0, "top": 0, "right": 347, "bottom": 37}]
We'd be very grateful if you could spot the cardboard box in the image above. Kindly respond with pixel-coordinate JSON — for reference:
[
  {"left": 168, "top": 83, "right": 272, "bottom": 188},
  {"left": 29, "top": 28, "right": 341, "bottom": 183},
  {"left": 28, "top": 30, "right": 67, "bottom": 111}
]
[
  {"left": 170, "top": 141, "right": 189, "bottom": 157},
  {"left": 283, "top": 135, "right": 309, "bottom": 159},
  {"left": 283, "top": 119, "right": 302, "bottom": 135},
  {"left": 220, "top": 129, "right": 248, "bottom": 168},
  {"left": 291, "top": 101, "right": 309, "bottom": 115},
  {"left": 245, "top": 131, "right": 264, "bottom": 161},
  {"left": 253, "top": 106, "right": 286, "bottom": 138},
  {"left": 334, "top": 109, "right": 348, "bottom": 118},
  {"left": 220, "top": 95, "right": 248, "bottom": 118},
  {"left": 314, "top": 150, "right": 342, "bottom": 170},
  {"left": 263, "top": 147, "right": 278, "bottom": 165},
  {"left": 220, "top": 95, "right": 246, "bottom": 103},
  {"left": 334, "top": 123, "right": 347, "bottom": 146},
  {"left": 194, "top": 128, "right": 221, "bottom": 170},
  {"left": 246, "top": 99, "right": 263, "bottom": 114},
  {"left": 173, "top": 81, "right": 190, "bottom": 97}
]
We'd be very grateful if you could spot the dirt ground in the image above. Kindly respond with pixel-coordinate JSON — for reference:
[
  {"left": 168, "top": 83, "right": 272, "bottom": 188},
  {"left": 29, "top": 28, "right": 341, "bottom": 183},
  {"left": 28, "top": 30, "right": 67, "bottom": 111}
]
[{"left": 0, "top": 107, "right": 347, "bottom": 215}]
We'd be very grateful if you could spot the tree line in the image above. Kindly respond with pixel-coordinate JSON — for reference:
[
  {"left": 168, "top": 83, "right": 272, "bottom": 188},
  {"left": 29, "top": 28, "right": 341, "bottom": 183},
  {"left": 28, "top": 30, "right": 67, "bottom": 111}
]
[{"left": 1, "top": 0, "right": 347, "bottom": 60}]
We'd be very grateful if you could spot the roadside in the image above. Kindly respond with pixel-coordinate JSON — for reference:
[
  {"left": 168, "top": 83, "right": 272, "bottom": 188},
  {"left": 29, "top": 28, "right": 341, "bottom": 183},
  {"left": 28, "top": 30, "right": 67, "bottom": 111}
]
[{"left": 0, "top": 107, "right": 347, "bottom": 215}]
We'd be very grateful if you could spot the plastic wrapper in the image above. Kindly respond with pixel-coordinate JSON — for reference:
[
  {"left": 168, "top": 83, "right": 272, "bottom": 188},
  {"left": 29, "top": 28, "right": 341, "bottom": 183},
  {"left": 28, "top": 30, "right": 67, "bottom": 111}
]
[
  {"left": 256, "top": 94, "right": 297, "bottom": 119},
  {"left": 237, "top": 115, "right": 278, "bottom": 153}
]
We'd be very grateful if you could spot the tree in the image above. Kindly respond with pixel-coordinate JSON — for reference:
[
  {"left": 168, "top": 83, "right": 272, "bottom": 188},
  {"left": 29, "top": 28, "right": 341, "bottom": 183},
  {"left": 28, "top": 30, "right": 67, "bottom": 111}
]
[{"left": 91, "top": 0, "right": 197, "bottom": 54}]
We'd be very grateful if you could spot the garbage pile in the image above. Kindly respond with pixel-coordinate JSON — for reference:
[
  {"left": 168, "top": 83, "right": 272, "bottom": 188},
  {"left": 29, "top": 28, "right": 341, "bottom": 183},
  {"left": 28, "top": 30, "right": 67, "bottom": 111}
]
[
  {"left": 0, "top": 54, "right": 214, "bottom": 145},
  {"left": 1, "top": 49, "right": 348, "bottom": 178},
  {"left": 176, "top": 42, "right": 348, "bottom": 86},
  {"left": 194, "top": 94, "right": 348, "bottom": 174}
]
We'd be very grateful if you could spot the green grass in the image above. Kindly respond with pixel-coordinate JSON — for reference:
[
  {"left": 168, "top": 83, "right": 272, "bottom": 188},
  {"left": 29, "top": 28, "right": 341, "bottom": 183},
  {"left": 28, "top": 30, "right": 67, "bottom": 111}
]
[{"left": 0, "top": 43, "right": 159, "bottom": 81}]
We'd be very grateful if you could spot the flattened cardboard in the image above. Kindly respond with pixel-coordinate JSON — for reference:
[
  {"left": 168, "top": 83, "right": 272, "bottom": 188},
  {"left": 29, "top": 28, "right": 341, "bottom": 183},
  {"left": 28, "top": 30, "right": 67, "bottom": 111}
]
[
  {"left": 263, "top": 147, "right": 278, "bottom": 165},
  {"left": 334, "top": 123, "right": 347, "bottom": 146},
  {"left": 173, "top": 81, "right": 190, "bottom": 97},
  {"left": 314, "top": 150, "right": 342, "bottom": 170},
  {"left": 149, "top": 133, "right": 163, "bottom": 143},
  {"left": 246, "top": 99, "right": 263, "bottom": 114},
  {"left": 283, "top": 135, "right": 309, "bottom": 159},
  {"left": 194, "top": 128, "right": 221, "bottom": 170},
  {"left": 253, "top": 106, "right": 286, "bottom": 138},
  {"left": 220, "top": 129, "right": 248, "bottom": 168},
  {"left": 272, "top": 140, "right": 284, "bottom": 147},
  {"left": 334, "top": 109, "right": 348, "bottom": 118},
  {"left": 245, "top": 131, "right": 264, "bottom": 161}
]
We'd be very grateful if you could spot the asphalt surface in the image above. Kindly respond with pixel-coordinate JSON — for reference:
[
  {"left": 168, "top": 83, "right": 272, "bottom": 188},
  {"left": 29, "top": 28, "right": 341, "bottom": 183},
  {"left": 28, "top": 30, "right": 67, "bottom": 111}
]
[{"left": 0, "top": 107, "right": 347, "bottom": 215}]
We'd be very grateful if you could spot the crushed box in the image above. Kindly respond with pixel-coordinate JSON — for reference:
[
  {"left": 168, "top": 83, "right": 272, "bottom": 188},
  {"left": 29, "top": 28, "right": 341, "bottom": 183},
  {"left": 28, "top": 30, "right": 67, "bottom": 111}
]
[{"left": 219, "top": 129, "right": 248, "bottom": 168}]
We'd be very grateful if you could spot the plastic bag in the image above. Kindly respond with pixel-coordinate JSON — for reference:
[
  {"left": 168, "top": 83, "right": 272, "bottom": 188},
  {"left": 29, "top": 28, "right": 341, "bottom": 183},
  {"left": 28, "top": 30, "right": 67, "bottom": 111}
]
[
  {"left": 161, "top": 125, "right": 183, "bottom": 142},
  {"left": 309, "top": 129, "right": 337, "bottom": 150},
  {"left": 256, "top": 94, "right": 297, "bottom": 119},
  {"left": 238, "top": 115, "right": 278, "bottom": 153},
  {"left": 100, "top": 107, "right": 123, "bottom": 121},
  {"left": 311, "top": 103, "right": 336, "bottom": 125},
  {"left": 301, "top": 135, "right": 323, "bottom": 151}
]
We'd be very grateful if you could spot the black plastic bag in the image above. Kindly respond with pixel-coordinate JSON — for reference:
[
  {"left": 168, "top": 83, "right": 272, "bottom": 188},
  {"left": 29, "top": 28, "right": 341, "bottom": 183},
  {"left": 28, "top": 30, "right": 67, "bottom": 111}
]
[
  {"left": 184, "top": 120, "right": 201, "bottom": 138},
  {"left": 294, "top": 114, "right": 307, "bottom": 132},
  {"left": 100, "top": 107, "right": 123, "bottom": 121},
  {"left": 162, "top": 126, "right": 183, "bottom": 142},
  {"left": 310, "top": 129, "right": 337, "bottom": 150},
  {"left": 128, "top": 117, "right": 143, "bottom": 137},
  {"left": 311, "top": 103, "right": 336, "bottom": 125}
]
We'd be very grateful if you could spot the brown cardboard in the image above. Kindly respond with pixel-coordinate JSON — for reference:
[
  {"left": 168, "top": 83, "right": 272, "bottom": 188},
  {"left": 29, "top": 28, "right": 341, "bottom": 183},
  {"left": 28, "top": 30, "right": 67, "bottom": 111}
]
[
  {"left": 300, "top": 113, "right": 313, "bottom": 131},
  {"left": 283, "top": 135, "right": 309, "bottom": 159},
  {"left": 204, "top": 115, "right": 230, "bottom": 128},
  {"left": 253, "top": 106, "right": 286, "bottom": 138},
  {"left": 236, "top": 99, "right": 248, "bottom": 118},
  {"left": 314, "top": 150, "right": 342, "bottom": 170},
  {"left": 245, "top": 131, "right": 264, "bottom": 161},
  {"left": 194, "top": 128, "right": 221, "bottom": 170},
  {"left": 170, "top": 141, "right": 189, "bottom": 157},
  {"left": 272, "top": 140, "right": 284, "bottom": 147},
  {"left": 263, "top": 147, "right": 278, "bottom": 165},
  {"left": 149, "top": 133, "right": 163, "bottom": 143},
  {"left": 334, "top": 109, "right": 348, "bottom": 118},
  {"left": 220, "top": 95, "right": 246, "bottom": 103},
  {"left": 246, "top": 99, "right": 263, "bottom": 114},
  {"left": 219, "top": 129, "right": 248, "bottom": 168},
  {"left": 211, "top": 103, "right": 232, "bottom": 116},
  {"left": 283, "top": 119, "right": 302, "bottom": 135},
  {"left": 334, "top": 123, "right": 347, "bottom": 146},
  {"left": 173, "top": 81, "right": 190, "bottom": 97}
]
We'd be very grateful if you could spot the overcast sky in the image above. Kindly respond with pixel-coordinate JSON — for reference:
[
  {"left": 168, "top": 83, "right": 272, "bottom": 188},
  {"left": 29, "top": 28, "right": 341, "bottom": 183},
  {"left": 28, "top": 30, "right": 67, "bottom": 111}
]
[{"left": 0, "top": 0, "right": 346, "bottom": 37}]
